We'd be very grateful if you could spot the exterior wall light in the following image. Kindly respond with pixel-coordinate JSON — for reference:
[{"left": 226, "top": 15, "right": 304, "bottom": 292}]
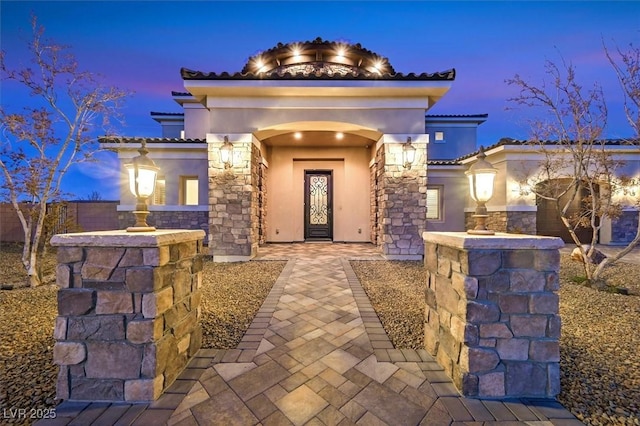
[
  {"left": 125, "top": 140, "right": 159, "bottom": 232},
  {"left": 465, "top": 146, "right": 497, "bottom": 235},
  {"left": 403, "top": 137, "right": 417, "bottom": 169},
  {"left": 219, "top": 136, "right": 234, "bottom": 169}
]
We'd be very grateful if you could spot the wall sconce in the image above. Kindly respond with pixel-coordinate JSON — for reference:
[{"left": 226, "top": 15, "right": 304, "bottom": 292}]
[
  {"left": 125, "top": 141, "right": 160, "bottom": 232},
  {"left": 465, "top": 146, "right": 497, "bottom": 235},
  {"left": 403, "top": 137, "right": 416, "bottom": 169},
  {"left": 219, "top": 136, "right": 234, "bottom": 169}
]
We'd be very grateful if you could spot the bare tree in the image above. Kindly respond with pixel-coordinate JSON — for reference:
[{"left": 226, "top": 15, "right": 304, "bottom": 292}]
[
  {"left": 85, "top": 190, "right": 104, "bottom": 201},
  {"left": 0, "top": 15, "right": 128, "bottom": 286},
  {"left": 507, "top": 51, "right": 639, "bottom": 287}
]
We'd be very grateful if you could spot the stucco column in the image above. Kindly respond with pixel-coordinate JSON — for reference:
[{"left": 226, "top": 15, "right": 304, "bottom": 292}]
[
  {"left": 376, "top": 134, "right": 428, "bottom": 259},
  {"left": 50, "top": 229, "right": 205, "bottom": 402},
  {"left": 423, "top": 231, "right": 564, "bottom": 398}
]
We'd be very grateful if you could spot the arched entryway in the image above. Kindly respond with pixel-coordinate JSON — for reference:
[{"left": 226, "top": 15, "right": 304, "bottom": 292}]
[{"left": 255, "top": 122, "right": 380, "bottom": 244}]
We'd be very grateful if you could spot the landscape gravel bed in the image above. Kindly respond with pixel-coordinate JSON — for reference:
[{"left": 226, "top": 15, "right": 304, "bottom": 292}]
[{"left": 351, "top": 257, "right": 640, "bottom": 426}]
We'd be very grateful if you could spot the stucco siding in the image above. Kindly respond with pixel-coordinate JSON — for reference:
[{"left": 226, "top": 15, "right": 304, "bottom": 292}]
[{"left": 266, "top": 145, "right": 370, "bottom": 242}]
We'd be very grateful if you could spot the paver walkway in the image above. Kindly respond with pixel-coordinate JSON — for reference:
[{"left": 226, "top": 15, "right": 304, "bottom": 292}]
[{"left": 39, "top": 243, "right": 582, "bottom": 426}]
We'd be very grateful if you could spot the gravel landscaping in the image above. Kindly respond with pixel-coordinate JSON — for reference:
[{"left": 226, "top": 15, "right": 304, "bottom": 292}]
[
  {"left": 351, "top": 257, "right": 640, "bottom": 426},
  {"left": 1, "top": 245, "right": 638, "bottom": 425}
]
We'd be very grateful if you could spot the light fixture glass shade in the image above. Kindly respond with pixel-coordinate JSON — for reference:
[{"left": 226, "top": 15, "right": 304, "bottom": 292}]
[
  {"left": 403, "top": 138, "right": 416, "bottom": 168},
  {"left": 126, "top": 165, "right": 158, "bottom": 198},
  {"left": 124, "top": 142, "right": 160, "bottom": 232},
  {"left": 468, "top": 172, "right": 496, "bottom": 203},
  {"left": 219, "top": 137, "right": 234, "bottom": 168}
]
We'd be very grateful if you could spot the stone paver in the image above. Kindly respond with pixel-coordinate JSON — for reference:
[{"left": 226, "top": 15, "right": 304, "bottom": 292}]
[{"left": 37, "top": 243, "right": 581, "bottom": 425}]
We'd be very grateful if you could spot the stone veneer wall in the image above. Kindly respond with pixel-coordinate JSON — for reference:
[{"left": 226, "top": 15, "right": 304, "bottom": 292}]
[
  {"left": 465, "top": 211, "right": 537, "bottom": 235},
  {"left": 251, "top": 144, "right": 265, "bottom": 248},
  {"left": 208, "top": 141, "right": 255, "bottom": 259},
  {"left": 611, "top": 210, "right": 639, "bottom": 243},
  {"left": 379, "top": 143, "right": 427, "bottom": 257},
  {"left": 118, "top": 211, "right": 208, "bottom": 235},
  {"left": 423, "top": 232, "right": 563, "bottom": 398},
  {"left": 257, "top": 159, "right": 267, "bottom": 245},
  {"left": 373, "top": 145, "right": 386, "bottom": 247},
  {"left": 50, "top": 230, "right": 205, "bottom": 402}
]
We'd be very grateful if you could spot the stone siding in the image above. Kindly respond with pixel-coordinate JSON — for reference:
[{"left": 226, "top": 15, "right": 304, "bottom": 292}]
[
  {"left": 465, "top": 211, "right": 536, "bottom": 235},
  {"left": 423, "top": 232, "right": 562, "bottom": 398},
  {"left": 258, "top": 159, "right": 267, "bottom": 245},
  {"left": 51, "top": 230, "right": 205, "bottom": 402},
  {"left": 208, "top": 141, "right": 255, "bottom": 259},
  {"left": 118, "top": 210, "right": 208, "bottom": 235},
  {"left": 373, "top": 145, "right": 386, "bottom": 247},
  {"left": 379, "top": 143, "right": 427, "bottom": 257}
]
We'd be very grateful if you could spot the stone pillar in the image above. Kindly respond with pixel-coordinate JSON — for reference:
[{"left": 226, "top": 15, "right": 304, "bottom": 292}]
[
  {"left": 423, "top": 231, "right": 563, "bottom": 398},
  {"left": 377, "top": 134, "right": 428, "bottom": 260},
  {"left": 50, "top": 229, "right": 205, "bottom": 402},
  {"left": 207, "top": 134, "right": 260, "bottom": 262}
]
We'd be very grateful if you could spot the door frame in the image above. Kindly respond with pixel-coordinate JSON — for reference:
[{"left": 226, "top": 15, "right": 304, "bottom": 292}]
[{"left": 304, "top": 170, "right": 333, "bottom": 240}]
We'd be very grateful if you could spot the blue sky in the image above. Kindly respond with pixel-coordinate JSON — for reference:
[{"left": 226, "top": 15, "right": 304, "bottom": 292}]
[{"left": 1, "top": 1, "right": 639, "bottom": 200}]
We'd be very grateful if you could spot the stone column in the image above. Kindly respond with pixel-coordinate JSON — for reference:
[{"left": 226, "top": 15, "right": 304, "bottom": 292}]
[
  {"left": 50, "top": 229, "right": 205, "bottom": 402},
  {"left": 423, "top": 231, "right": 563, "bottom": 398},
  {"left": 377, "top": 134, "right": 428, "bottom": 259},
  {"left": 207, "top": 134, "right": 260, "bottom": 262}
]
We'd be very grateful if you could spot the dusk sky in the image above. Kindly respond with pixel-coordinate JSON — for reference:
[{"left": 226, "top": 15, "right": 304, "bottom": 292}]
[{"left": 1, "top": 1, "right": 639, "bottom": 200}]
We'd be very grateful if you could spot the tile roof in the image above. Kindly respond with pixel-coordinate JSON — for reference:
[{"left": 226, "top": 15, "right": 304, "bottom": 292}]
[
  {"left": 456, "top": 137, "right": 640, "bottom": 161},
  {"left": 180, "top": 67, "right": 455, "bottom": 81},
  {"left": 150, "top": 112, "right": 184, "bottom": 116},
  {"left": 426, "top": 114, "right": 489, "bottom": 118},
  {"left": 99, "top": 137, "right": 205, "bottom": 144}
]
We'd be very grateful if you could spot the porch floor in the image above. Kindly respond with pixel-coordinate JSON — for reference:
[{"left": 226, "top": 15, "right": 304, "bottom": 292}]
[{"left": 37, "top": 243, "right": 580, "bottom": 426}]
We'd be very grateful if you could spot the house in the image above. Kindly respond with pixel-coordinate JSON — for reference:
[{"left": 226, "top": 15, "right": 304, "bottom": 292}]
[{"left": 100, "top": 38, "right": 640, "bottom": 261}]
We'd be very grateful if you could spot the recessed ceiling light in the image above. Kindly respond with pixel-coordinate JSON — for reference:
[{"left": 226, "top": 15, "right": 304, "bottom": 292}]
[
  {"left": 336, "top": 132, "right": 344, "bottom": 140},
  {"left": 294, "top": 132, "right": 302, "bottom": 140}
]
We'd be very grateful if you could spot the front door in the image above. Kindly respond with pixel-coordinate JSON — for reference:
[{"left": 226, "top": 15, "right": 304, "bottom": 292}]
[{"left": 304, "top": 171, "right": 333, "bottom": 240}]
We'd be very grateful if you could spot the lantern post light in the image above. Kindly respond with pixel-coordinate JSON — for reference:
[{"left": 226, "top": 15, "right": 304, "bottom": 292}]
[
  {"left": 403, "top": 137, "right": 417, "bottom": 169},
  {"left": 219, "top": 136, "right": 234, "bottom": 169},
  {"left": 465, "top": 146, "right": 497, "bottom": 235},
  {"left": 125, "top": 140, "right": 160, "bottom": 232}
]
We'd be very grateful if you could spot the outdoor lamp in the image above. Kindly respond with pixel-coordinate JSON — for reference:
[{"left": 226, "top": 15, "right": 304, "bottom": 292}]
[
  {"left": 219, "top": 136, "right": 234, "bottom": 169},
  {"left": 125, "top": 141, "right": 160, "bottom": 232},
  {"left": 403, "top": 137, "right": 416, "bottom": 169},
  {"left": 465, "top": 146, "right": 497, "bottom": 235}
]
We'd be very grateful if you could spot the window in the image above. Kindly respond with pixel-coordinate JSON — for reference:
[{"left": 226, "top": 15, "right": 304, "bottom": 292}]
[
  {"left": 434, "top": 131, "right": 445, "bottom": 143},
  {"left": 153, "top": 177, "right": 166, "bottom": 205},
  {"left": 426, "top": 187, "right": 442, "bottom": 220},
  {"left": 180, "top": 176, "right": 199, "bottom": 205}
]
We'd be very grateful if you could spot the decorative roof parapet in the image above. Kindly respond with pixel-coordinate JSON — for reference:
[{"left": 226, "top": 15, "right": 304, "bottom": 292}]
[{"left": 180, "top": 37, "right": 455, "bottom": 81}]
